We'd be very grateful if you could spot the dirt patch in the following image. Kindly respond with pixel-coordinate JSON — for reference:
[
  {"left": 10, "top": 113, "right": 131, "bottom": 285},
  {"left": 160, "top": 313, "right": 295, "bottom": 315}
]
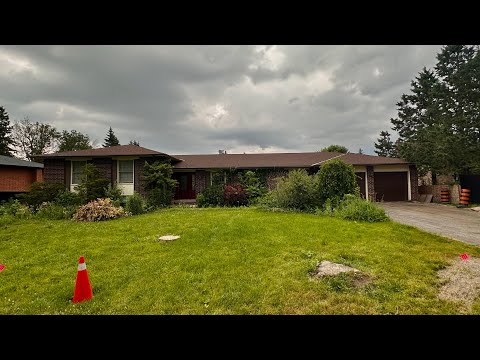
[
  {"left": 438, "top": 257, "right": 480, "bottom": 309},
  {"left": 311, "top": 261, "right": 372, "bottom": 288}
]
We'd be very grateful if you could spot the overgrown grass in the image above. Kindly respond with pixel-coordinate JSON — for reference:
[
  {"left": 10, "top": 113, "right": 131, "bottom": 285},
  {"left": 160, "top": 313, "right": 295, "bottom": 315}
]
[{"left": 1, "top": 207, "right": 479, "bottom": 314}]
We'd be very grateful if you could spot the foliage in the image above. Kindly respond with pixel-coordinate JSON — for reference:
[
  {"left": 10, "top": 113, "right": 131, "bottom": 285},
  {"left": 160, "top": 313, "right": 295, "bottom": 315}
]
[
  {"left": 196, "top": 185, "right": 224, "bottom": 207},
  {"left": 104, "top": 182, "right": 124, "bottom": 203},
  {"left": 143, "top": 160, "right": 177, "bottom": 208},
  {"left": 374, "top": 131, "right": 397, "bottom": 157},
  {"left": 387, "top": 45, "right": 480, "bottom": 176},
  {"left": 16, "top": 182, "right": 66, "bottom": 208},
  {"left": 318, "top": 195, "right": 389, "bottom": 223},
  {"left": 265, "top": 169, "right": 317, "bottom": 211},
  {"left": 75, "top": 163, "right": 110, "bottom": 203},
  {"left": 58, "top": 130, "right": 92, "bottom": 152},
  {"left": 0, "top": 105, "right": 15, "bottom": 157},
  {"left": 126, "top": 192, "right": 145, "bottom": 215},
  {"left": 238, "top": 170, "right": 267, "bottom": 201},
  {"left": 12, "top": 117, "right": 60, "bottom": 160},
  {"left": 0, "top": 199, "right": 32, "bottom": 218},
  {"left": 224, "top": 184, "right": 248, "bottom": 207},
  {"left": 129, "top": 139, "right": 140, "bottom": 146},
  {"left": 103, "top": 127, "right": 120, "bottom": 147},
  {"left": 54, "top": 190, "right": 83, "bottom": 207},
  {"left": 36, "top": 202, "right": 77, "bottom": 220},
  {"left": 315, "top": 159, "right": 359, "bottom": 207},
  {"left": 72, "top": 198, "right": 127, "bottom": 222},
  {"left": 320, "top": 144, "right": 349, "bottom": 153}
]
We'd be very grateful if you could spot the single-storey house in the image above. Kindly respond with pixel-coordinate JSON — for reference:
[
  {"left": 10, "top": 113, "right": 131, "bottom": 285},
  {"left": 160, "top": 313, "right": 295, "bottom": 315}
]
[
  {"left": 34, "top": 145, "right": 418, "bottom": 202},
  {"left": 0, "top": 155, "right": 44, "bottom": 201}
]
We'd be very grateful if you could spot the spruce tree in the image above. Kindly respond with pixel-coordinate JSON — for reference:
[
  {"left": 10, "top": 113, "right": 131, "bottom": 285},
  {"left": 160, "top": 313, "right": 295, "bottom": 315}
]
[
  {"left": 374, "top": 131, "right": 396, "bottom": 157},
  {"left": 103, "top": 127, "right": 120, "bottom": 147},
  {"left": 0, "top": 106, "right": 15, "bottom": 156}
]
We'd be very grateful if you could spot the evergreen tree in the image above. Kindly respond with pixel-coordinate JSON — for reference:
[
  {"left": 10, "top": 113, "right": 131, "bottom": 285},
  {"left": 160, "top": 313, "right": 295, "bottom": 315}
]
[
  {"left": 374, "top": 131, "right": 396, "bottom": 157},
  {"left": 103, "top": 127, "right": 120, "bottom": 147},
  {"left": 129, "top": 139, "right": 140, "bottom": 146},
  {"left": 58, "top": 130, "right": 92, "bottom": 152},
  {"left": 320, "top": 144, "right": 348, "bottom": 153},
  {"left": 0, "top": 106, "right": 15, "bottom": 156}
]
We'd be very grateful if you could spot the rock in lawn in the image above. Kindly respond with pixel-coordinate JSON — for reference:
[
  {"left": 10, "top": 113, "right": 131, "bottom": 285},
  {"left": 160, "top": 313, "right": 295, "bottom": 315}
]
[
  {"left": 471, "top": 207, "right": 480, "bottom": 212},
  {"left": 313, "top": 260, "right": 360, "bottom": 277},
  {"left": 158, "top": 235, "right": 180, "bottom": 241}
]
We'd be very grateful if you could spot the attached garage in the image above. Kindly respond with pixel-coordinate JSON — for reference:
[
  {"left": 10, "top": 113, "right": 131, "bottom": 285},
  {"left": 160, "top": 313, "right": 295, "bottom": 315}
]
[{"left": 374, "top": 172, "right": 408, "bottom": 201}]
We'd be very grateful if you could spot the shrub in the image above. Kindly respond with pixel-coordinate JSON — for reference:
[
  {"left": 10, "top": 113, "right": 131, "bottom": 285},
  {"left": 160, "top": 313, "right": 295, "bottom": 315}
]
[
  {"left": 239, "top": 170, "right": 267, "bottom": 202},
  {"left": 75, "top": 164, "right": 111, "bottom": 203},
  {"left": 16, "top": 182, "right": 66, "bottom": 207},
  {"left": 315, "top": 159, "right": 359, "bottom": 207},
  {"left": 0, "top": 199, "right": 32, "bottom": 218},
  {"left": 196, "top": 185, "right": 224, "bottom": 207},
  {"left": 72, "top": 198, "right": 127, "bottom": 222},
  {"left": 54, "top": 190, "right": 83, "bottom": 207},
  {"left": 36, "top": 202, "right": 77, "bottom": 220},
  {"left": 105, "top": 182, "right": 124, "bottom": 203},
  {"left": 267, "top": 169, "right": 317, "bottom": 211},
  {"left": 143, "top": 160, "right": 176, "bottom": 209},
  {"left": 146, "top": 187, "right": 173, "bottom": 209},
  {"left": 125, "top": 192, "right": 145, "bottom": 215},
  {"left": 319, "top": 195, "right": 389, "bottom": 223},
  {"left": 224, "top": 184, "right": 248, "bottom": 206}
]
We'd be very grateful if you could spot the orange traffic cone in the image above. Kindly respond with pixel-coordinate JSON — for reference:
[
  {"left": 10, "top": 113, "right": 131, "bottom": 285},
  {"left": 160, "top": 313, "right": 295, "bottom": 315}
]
[{"left": 72, "top": 256, "right": 93, "bottom": 303}]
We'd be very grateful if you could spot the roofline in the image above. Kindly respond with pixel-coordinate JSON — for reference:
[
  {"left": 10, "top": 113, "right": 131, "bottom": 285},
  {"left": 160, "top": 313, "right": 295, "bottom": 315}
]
[
  {"left": 0, "top": 162, "right": 44, "bottom": 168},
  {"left": 34, "top": 153, "right": 180, "bottom": 161}
]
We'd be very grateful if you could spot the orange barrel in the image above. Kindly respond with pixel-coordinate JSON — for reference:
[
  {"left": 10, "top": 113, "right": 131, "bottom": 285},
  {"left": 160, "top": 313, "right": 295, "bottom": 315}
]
[
  {"left": 460, "top": 188, "right": 470, "bottom": 205},
  {"left": 440, "top": 189, "right": 449, "bottom": 202}
]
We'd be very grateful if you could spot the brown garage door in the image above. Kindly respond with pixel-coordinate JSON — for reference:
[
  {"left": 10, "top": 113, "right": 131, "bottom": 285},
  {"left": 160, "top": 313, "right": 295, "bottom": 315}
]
[
  {"left": 355, "top": 172, "right": 366, "bottom": 199},
  {"left": 374, "top": 172, "right": 408, "bottom": 201}
]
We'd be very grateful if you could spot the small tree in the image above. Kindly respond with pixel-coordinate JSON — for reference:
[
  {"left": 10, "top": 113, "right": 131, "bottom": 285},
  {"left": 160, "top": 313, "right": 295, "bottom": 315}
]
[
  {"left": 58, "top": 130, "right": 92, "bottom": 152},
  {"left": 268, "top": 169, "right": 317, "bottom": 211},
  {"left": 0, "top": 106, "right": 15, "bottom": 156},
  {"left": 320, "top": 144, "right": 349, "bottom": 153},
  {"left": 143, "top": 160, "right": 177, "bottom": 208},
  {"left": 315, "top": 159, "right": 359, "bottom": 207},
  {"left": 103, "top": 127, "right": 120, "bottom": 147},
  {"left": 75, "top": 163, "right": 111, "bottom": 202},
  {"left": 129, "top": 139, "right": 140, "bottom": 146},
  {"left": 12, "top": 117, "right": 60, "bottom": 160},
  {"left": 374, "top": 131, "right": 397, "bottom": 157}
]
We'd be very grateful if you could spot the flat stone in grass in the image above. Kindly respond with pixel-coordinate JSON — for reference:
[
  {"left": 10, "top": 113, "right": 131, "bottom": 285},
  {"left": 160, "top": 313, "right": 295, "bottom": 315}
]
[
  {"left": 158, "top": 235, "right": 180, "bottom": 241},
  {"left": 313, "top": 260, "right": 360, "bottom": 277},
  {"left": 471, "top": 207, "right": 480, "bottom": 212}
]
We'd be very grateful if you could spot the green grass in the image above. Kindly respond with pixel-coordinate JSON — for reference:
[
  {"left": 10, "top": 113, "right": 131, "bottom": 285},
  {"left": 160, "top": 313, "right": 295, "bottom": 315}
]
[{"left": 1, "top": 207, "right": 479, "bottom": 314}]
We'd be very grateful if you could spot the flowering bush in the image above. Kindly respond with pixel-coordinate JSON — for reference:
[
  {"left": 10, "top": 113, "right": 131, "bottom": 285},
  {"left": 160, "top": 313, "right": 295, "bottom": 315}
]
[
  {"left": 224, "top": 184, "right": 248, "bottom": 206},
  {"left": 72, "top": 198, "right": 127, "bottom": 222}
]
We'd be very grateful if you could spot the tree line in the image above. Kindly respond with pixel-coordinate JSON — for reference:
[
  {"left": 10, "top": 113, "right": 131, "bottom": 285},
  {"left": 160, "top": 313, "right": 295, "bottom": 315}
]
[
  {"left": 374, "top": 45, "right": 480, "bottom": 178},
  {"left": 0, "top": 107, "right": 141, "bottom": 161}
]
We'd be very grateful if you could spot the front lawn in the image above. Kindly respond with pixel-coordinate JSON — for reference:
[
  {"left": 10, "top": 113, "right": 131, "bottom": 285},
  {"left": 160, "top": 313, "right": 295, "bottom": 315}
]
[{"left": 1, "top": 207, "right": 479, "bottom": 314}]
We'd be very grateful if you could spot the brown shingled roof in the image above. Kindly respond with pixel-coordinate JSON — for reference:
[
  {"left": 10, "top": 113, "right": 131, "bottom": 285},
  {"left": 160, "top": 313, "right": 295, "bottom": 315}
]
[
  {"left": 35, "top": 145, "right": 180, "bottom": 161},
  {"left": 172, "top": 152, "right": 409, "bottom": 169}
]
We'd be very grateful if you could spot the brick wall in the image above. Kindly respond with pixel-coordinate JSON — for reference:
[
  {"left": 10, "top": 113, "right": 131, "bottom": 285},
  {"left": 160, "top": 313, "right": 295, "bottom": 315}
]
[
  {"left": 409, "top": 165, "right": 419, "bottom": 201},
  {"left": 418, "top": 184, "right": 460, "bottom": 204},
  {"left": 134, "top": 159, "right": 147, "bottom": 196},
  {"left": 0, "top": 166, "right": 40, "bottom": 192},
  {"left": 194, "top": 170, "right": 210, "bottom": 194},
  {"left": 366, "top": 166, "right": 375, "bottom": 201},
  {"left": 43, "top": 159, "right": 65, "bottom": 184}
]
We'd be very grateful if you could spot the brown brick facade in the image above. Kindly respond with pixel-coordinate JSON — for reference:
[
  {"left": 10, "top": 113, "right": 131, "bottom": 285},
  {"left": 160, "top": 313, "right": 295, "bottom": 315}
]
[
  {"left": 409, "top": 165, "right": 419, "bottom": 201},
  {"left": 43, "top": 159, "right": 66, "bottom": 184},
  {"left": 366, "top": 166, "right": 375, "bottom": 201},
  {"left": 194, "top": 170, "right": 210, "bottom": 194},
  {"left": 0, "top": 166, "right": 43, "bottom": 192},
  {"left": 134, "top": 159, "right": 147, "bottom": 196}
]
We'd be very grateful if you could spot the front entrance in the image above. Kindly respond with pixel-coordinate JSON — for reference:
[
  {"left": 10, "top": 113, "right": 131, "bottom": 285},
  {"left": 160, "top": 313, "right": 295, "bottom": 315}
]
[{"left": 173, "top": 172, "right": 196, "bottom": 199}]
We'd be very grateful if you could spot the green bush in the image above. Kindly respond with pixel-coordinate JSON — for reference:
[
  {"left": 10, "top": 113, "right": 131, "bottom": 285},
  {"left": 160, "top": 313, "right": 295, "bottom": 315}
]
[
  {"left": 73, "top": 198, "right": 127, "bottom": 222},
  {"left": 239, "top": 170, "right": 267, "bottom": 202},
  {"left": 0, "top": 199, "right": 32, "bottom": 218},
  {"left": 143, "top": 160, "right": 176, "bottom": 209},
  {"left": 16, "top": 182, "right": 66, "bottom": 208},
  {"left": 36, "top": 202, "right": 77, "bottom": 220},
  {"left": 196, "top": 185, "right": 224, "bottom": 207},
  {"left": 146, "top": 187, "right": 173, "bottom": 209},
  {"left": 266, "top": 169, "right": 317, "bottom": 211},
  {"left": 75, "top": 163, "right": 111, "bottom": 203},
  {"left": 105, "top": 182, "right": 124, "bottom": 203},
  {"left": 318, "top": 195, "right": 389, "bottom": 223},
  {"left": 125, "top": 192, "right": 145, "bottom": 215},
  {"left": 54, "top": 190, "right": 83, "bottom": 207},
  {"left": 315, "top": 159, "right": 359, "bottom": 207}
]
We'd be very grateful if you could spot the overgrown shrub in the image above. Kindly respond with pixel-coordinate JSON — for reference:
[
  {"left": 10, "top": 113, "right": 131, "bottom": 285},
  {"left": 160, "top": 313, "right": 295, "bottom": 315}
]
[
  {"left": 72, "top": 198, "right": 127, "bottom": 222},
  {"left": 196, "top": 184, "right": 224, "bottom": 207},
  {"left": 265, "top": 169, "right": 317, "bottom": 211},
  {"left": 105, "top": 182, "right": 124, "bottom": 203},
  {"left": 54, "top": 190, "right": 83, "bottom": 207},
  {"left": 143, "top": 160, "right": 176, "bottom": 209},
  {"left": 0, "top": 199, "right": 32, "bottom": 218},
  {"left": 36, "top": 202, "right": 77, "bottom": 220},
  {"left": 125, "top": 192, "right": 145, "bottom": 215},
  {"left": 239, "top": 170, "right": 267, "bottom": 202},
  {"left": 146, "top": 187, "right": 173, "bottom": 209},
  {"left": 318, "top": 195, "right": 389, "bottom": 222},
  {"left": 16, "top": 182, "right": 66, "bottom": 207},
  {"left": 224, "top": 184, "right": 248, "bottom": 206},
  {"left": 75, "top": 164, "right": 110, "bottom": 203},
  {"left": 315, "top": 159, "right": 359, "bottom": 207}
]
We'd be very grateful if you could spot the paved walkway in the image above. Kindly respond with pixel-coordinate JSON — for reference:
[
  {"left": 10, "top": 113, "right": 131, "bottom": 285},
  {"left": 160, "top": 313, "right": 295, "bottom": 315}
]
[{"left": 380, "top": 202, "right": 480, "bottom": 246}]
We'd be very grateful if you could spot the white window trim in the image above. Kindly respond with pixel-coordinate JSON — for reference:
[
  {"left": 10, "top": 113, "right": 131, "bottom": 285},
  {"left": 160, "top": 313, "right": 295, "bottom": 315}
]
[{"left": 117, "top": 159, "right": 135, "bottom": 184}]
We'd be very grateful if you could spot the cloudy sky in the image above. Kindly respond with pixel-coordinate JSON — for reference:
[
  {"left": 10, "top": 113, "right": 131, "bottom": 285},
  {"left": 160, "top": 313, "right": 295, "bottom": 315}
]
[{"left": 0, "top": 45, "right": 443, "bottom": 155}]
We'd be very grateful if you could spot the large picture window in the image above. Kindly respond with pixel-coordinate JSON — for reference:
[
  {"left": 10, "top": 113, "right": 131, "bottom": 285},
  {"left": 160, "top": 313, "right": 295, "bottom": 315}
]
[
  {"left": 71, "top": 161, "right": 87, "bottom": 185},
  {"left": 118, "top": 160, "right": 134, "bottom": 183}
]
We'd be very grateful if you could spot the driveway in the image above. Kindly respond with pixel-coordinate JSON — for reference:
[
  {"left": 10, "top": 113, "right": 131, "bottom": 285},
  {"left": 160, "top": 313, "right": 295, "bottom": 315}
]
[{"left": 380, "top": 202, "right": 480, "bottom": 246}]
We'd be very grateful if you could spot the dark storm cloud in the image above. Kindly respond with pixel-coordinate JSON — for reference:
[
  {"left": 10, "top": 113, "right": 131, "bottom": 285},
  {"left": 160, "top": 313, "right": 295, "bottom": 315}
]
[{"left": 0, "top": 45, "right": 442, "bottom": 155}]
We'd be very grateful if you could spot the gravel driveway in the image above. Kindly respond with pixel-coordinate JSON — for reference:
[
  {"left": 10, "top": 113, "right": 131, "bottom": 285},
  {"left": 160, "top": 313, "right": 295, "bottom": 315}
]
[{"left": 380, "top": 202, "right": 480, "bottom": 246}]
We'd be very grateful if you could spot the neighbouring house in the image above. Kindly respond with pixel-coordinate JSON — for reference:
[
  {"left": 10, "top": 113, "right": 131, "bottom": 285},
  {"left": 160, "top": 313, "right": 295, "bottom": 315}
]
[
  {"left": 0, "top": 155, "right": 44, "bottom": 201},
  {"left": 33, "top": 145, "right": 419, "bottom": 202}
]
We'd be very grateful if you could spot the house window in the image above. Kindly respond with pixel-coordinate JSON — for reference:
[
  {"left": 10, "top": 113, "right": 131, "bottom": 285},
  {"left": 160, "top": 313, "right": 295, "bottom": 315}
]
[
  {"left": 118, "top": 160, "right": 134, "bottom": 183},
  {"left": 71, "top": 161, "right": 87, "bottom": 185}
]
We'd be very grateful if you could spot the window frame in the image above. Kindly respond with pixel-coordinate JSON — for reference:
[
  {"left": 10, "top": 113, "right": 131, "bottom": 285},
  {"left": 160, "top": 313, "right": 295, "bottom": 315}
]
[
  {"left": 71, "top": 160, "right": 87, "bottom": 185},
  {"left": 117, "top": 159, "right": 135, "bottom": 184}
]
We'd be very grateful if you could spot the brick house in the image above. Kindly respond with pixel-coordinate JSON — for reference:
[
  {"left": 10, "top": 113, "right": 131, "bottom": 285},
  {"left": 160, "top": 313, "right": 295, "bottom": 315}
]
[
  {"left": 34, "top": 145, "right": 418, "bottom": 202},
  {"left": 0, "top": 155, "right": 44, "bottom": 201}
]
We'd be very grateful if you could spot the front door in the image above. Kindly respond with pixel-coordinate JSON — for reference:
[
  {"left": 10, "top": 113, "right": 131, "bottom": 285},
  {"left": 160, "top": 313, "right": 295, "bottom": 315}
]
[{"left": 173, "top": 173, "right": 196, "bottom": 199}]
